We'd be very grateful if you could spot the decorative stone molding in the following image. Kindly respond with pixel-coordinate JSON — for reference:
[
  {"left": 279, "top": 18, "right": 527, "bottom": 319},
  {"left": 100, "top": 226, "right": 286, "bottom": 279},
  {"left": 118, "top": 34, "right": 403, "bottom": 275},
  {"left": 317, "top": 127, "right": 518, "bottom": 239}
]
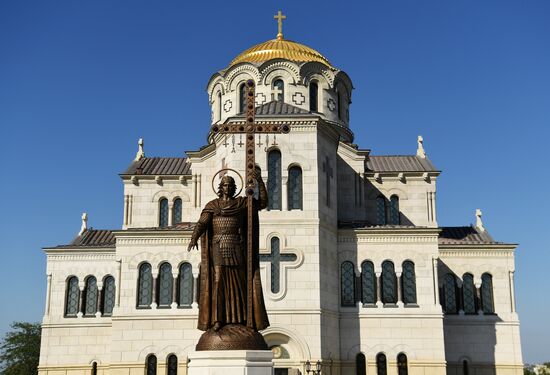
[
  {"left": 117, "top": 237, "right": 191, "bottom": 246},
  {"left": 259, "top": 60, "right": 301, "bottom": 84},
  {"left": 292, "top": 92, "right": 305, "bottom": 105},
  {"left": 255, "top": 92, "right": 267, "bottom": 106},
  {"left": 300, "top": 61, "right": 335, "bottom": 86},
  {"left": 338, "top": 234, "right": 438, "bottom": 244},
  {"left": 327, "top": 98, "right": 336, "bottom": 111},
  {"left": 224, "top": 64, "right": 261, "bottom": 90},
  {"left": 223, "top": 99, "right": 232, "bottom": 112}
]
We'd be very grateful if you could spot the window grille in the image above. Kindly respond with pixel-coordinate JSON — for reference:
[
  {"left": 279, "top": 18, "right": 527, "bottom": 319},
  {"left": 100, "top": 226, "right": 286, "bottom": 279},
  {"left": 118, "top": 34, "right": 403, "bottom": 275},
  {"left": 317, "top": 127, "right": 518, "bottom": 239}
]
[
  {"left": 102, "top": 276, "right": 115, "bottom": 316},
  {"left": 444, "top": 274, "right": 458, "bottom": 313},
  {"left": 402, "top": 261, "right": 417, "bottom": 304},
  {"left": 381, "top": 261, "right": 397, "bottom": 304},
  {"left": 390, "top": 195, "right": 400, "bottom": 225},
  {"left": 267, "top": 150, "right": 282, "bottom": 210},
  {"left": 356, "top": 353, "right": 366, "bottom": 375},
  {"left": 137, "top": 263, "right": 153, "bottom": 308},
  {"left": 481, "top": 273, "right": 494, "bottom": 314},
  {"left": 376, "top": 353, "right": 387, "bottom": 375},
  {"left": 178, "top": 263, "right": 193, "bottom": 307},
  {"left": 158, "top": 263, "right": 173, "bottom": 307},
  {"left": 84, "top": 276, "right": 98, "bottom": 316},
  {"left": 341, "top": 261, "right": 356, "bottom": 306},
  {"left": 397, "top": 353, "right": 408, "bottom": 375},
  {"left": 288, "top": 166, "right": 303, "bottom": 210},
  {"left": 159, "top": 198, "right": 169, "bottom": 227},
  {"left": 172, "top": 198, "right": 182, "bottom": 224},
  {"left": 239, "top": 84, "right": 246, "bottom": 113},
  {"left": 361, "top": 261, "right": 376, "bottom": 305},
  {"left": 309, "top": 82, "right": 318, "bottom": 112},
  {"left": 462, "top": 273, "right": 476, "bottom": 314},
  {"left": 376, "top": 196, "right": 386, "bottom": 225},
  {"left": 167, "top": 354, "right": 178, "bottom": 375},
  {"left": 146, "top": 355, "right": 157, "bottom": 375},
  {"left": 65, "top": 276, "right": 80, "bottom": 317}
]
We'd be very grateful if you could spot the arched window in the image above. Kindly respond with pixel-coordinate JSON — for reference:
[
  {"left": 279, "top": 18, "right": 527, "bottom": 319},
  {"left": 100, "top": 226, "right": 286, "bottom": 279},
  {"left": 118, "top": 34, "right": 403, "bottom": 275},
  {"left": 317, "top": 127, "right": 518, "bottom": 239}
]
[
  {"left": 376, "top": 196, "right": 386, "bottom": 225},
  {"left": 178, "top": 263, "right": 193, "bottom": 307},
  {"left": 481, "top": 273, "right": 494, "bottom": 314},
  {"left": 356, "top": 353, "right": 366, "bottom": 375},
  {"left": 101, "top": 276, "right": 115, "bottom": 316},
  {"left": 92, "top": 361, "right": 97, "bottom": 375},
  {"left": 376, "top": 353, "right": 387, "bottom": 375},
  {"left": 146, "top": 355, "right": 157, "bottom": 375},
  {"left": 381, "top": 261, "right": 397, "bottom": 304},
  {"left": 267, "top": 149, "right": 282, "bottom": 210},
  {"left": 462, "top": 360, "right": 469, "bottom": 375},
  {"left": 172, "top": 198, "right": 182, "bottom": 224},
  {"left": 462, "top": 273, "right": 476, "bottom": 314},
  {"left": 158, "top": 263, "right": 173, "bottom": 307},
  {"left": 84, "top": 276, "right": 98, "bottom": 316},
  {"left": 443, "top": 274, "right": 458, "bottom": 313},
  {"left": 390, "top": 195, "right": 400, "bottom": 225},
  {"left": 65, "top": 276, "right": 80, "bottom": 317},
  {"left": 239, "top": 83, "right": 246, "bottom": 113},
  {"left": 159, "top": 198, "right": 169, "bottom": 228},
  {"left": 361, "top": 261, "right": 376, "bottom": 305},
  {"left": 402, "top": 261, "right": 417, "bottom": 305},
  {"left": 397, "top": 353, "right": 408, "bottom": 375},
  {"left": 137, "top": 263, "right": 153, "bottom": 308},
  {"left": 272, "top": 79, "right": 284, "bottom": 102},
  {"left": 337, "top": 90, "right": 344, "bottom": 120},
  {"left": 288, "top": 166, "right": 303, "bottom": 210},
  {"left": 167, "top": 354, "right": 178, "bottom": 375},
  {"left": 217, "top": 92, "right": 222, "bottom": 122},
  {"left": 341, "top": 261, "right": 356, "bottom": 307},
  {"left": 309, "top": 81, "right": 318, "bottom": 112}
]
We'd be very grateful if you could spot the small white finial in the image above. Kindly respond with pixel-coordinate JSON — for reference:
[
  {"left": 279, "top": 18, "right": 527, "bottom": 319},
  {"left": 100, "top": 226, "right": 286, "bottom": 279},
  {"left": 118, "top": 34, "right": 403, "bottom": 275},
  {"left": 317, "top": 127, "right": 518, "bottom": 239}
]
[
  {"left": 475, "top": 209, "right": 485, "bottom": 232},
  {"left": 135, "top": 138, "right": 145, "bottom": 161},
  {"left": 79, "top": 212, "right": 88, "bottom": 235},
  {"left": 417, "top": 135, "right": 426, "bottom": 158}
]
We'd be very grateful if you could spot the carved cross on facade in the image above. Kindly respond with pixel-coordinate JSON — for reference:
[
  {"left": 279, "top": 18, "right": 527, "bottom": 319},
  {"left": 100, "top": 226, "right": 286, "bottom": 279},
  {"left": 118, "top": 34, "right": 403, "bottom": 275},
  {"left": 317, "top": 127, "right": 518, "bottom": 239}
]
[
  {"left": 260, "top": 237, "right": 297, "bottom": 294},
  {"left": 210, "top": 79, "right": 290, "bottom": 327},
  {"left": 322, "top": 155, "right": 333, "bottom": 207}
]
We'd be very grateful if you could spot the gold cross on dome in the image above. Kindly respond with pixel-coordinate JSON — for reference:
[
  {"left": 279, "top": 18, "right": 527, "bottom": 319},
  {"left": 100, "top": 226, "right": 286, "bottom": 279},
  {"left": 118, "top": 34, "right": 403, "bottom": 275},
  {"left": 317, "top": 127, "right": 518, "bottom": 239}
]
[{"left": 274, "top": 11, "right": 286, "bottom": 40}]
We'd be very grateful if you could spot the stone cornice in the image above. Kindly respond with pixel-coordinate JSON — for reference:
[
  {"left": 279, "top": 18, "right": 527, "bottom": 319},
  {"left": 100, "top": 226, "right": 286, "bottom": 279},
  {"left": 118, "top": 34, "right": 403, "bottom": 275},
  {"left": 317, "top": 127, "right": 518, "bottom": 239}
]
[
  {"left": 439, "top": 247, "right": 516, "bottom": 257},
  {"left": 339, "top": 227, "right": 440, "bottom": 243},
  {"left": 44, "top": 248, "right": 115, "bottom": 255}
]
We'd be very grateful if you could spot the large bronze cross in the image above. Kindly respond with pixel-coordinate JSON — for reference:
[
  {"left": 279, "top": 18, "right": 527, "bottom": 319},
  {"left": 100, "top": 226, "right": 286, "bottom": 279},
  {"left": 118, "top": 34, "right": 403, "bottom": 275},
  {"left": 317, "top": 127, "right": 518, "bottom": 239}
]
[{"left": 210, "top": 79, "right": 290, "bottom": 328}]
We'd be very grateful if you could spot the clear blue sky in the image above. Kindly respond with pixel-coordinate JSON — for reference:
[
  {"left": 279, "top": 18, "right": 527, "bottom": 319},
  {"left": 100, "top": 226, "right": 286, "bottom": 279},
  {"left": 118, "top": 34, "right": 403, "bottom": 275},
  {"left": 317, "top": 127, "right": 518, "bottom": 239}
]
[{"left": 0, "top": 0, "right": 548, "bottom": 363}]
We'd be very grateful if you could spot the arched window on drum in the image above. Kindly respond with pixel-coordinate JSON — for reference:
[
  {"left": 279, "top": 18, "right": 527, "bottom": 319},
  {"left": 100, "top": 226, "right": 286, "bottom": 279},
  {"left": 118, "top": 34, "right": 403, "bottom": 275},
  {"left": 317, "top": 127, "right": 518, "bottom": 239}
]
[{"left": 309, "top": 81, "right": 319, "bottom": 112}]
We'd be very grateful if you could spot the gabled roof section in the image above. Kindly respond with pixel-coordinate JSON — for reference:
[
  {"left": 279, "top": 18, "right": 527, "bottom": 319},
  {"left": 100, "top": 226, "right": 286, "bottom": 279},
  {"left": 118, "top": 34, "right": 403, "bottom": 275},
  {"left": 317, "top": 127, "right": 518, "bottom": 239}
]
[
  {"left": 49, "top": 229, "right": 116, "bottom": 249},
  {"left": 366, "top": 155, "right": 438, "bottom": 173},
  {"left": 235, "top": 100, "right": 310, "bottom": 117},
  {"left": 439, "top": 226, "right": 501, "bottom": 245},
  {"left": 121, "top": 157, "right": 191, "bottom": 176}
]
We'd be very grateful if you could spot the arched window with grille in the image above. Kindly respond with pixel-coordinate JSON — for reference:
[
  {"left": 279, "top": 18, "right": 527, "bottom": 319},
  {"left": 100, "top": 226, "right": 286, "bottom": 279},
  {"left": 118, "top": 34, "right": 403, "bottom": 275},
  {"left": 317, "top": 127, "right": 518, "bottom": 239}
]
[
  {"left": 397, "top": 353, "right": 408, "bottom": 375},
  {"left": 309, "top": 81, "right": 318, "bottom": 112},
  {"left": 178, "top": 262, "right": 193, "bottom": 307},
  {"left": 443, "top": 273, "right": 458, "bottom": 313},
  {"left": 172, "top": 198, "right": 182, "bottom": 224},
  {"left": 462, "top": 273, "right": 476, "bottom": 314},
  {"left": 158, "top": 263, "right": 173, "bottom": 307},
  {"left": 217, "top": 92, "right": 222, "bottom": 122},
  {"left": 267, "top": 149, "right": 282, "bottom": 210},
  {"left": 288, "top": 166, "right": 303, "bottom": 210},
  {"left": 376, "top": 353, "right": 387, "bottom": 375},
  {"left": 137, "top": 263, "right": 153, "bottom": 308},
  {"left": 65, "top": 276, "right": 80, "bottom": 317},
  {"left": 84, "top": 276, "right": 98, "bottom": 316},
  {"left": 101, "top": 275, "right": 115, "bottom": 316},
  {"left": 356, "top": 353, "right": 366, "bottom": 375},
  {"left": 402, "top": 261, "right": 417, "bottom": 305},
  {"left": 92, "top": 362, "right": 97, "bottom": 375},
  {"left": 272, "top": 79, "right": 284, "bottom": 102},
  {"left": 337, "top": 90, "right": 344, "bottom": 120},
  {"left": 146, "top": 355, "right": 157, "bottom": 375},
  {"left": 376, "top": 196, "right": 386, "bottom": 225},
  {"left": 361, "top": 261, "right": 376, "bottom": 305},
  {"left": 481, "top": 273, "right": 495, "bottom": 314},
  {"left": 381, "top": 261, "right": 397, "bottom": 304},
  {"left": 159, "top": 198, "right": 169, "bottom": 227},
  {"left": 167, "top": 354, "right": 178, "bottom": 375},
  {"left": 341, "top": 261, "right": 356, "bottom": 307},
  {"left": 239, "top": 83, "right": 246, "bottom": 113},
  {"left": 390, "top": 195, "right": 400, "bottom": 225}
]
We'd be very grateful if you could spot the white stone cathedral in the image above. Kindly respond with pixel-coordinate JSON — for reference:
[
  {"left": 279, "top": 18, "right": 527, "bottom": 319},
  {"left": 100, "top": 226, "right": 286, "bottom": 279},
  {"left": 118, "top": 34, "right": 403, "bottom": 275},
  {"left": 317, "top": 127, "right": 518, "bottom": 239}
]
[{"left": 39, "top": 14, "right": 523, "bottom": 375}]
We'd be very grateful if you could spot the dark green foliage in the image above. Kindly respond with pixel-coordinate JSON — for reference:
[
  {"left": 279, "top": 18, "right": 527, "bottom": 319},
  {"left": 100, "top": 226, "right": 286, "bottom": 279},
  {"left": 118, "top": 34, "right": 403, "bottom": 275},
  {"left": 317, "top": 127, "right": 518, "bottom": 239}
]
[{"left": 0, "top": 322, "right": 41, "bottom": 375}]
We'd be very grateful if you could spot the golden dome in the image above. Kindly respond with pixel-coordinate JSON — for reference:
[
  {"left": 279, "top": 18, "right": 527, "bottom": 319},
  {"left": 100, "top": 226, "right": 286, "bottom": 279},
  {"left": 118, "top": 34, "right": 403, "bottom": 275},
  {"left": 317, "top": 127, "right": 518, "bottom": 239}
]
[{"left": 229, "top": 38, "right": 333, "bottom": 68}]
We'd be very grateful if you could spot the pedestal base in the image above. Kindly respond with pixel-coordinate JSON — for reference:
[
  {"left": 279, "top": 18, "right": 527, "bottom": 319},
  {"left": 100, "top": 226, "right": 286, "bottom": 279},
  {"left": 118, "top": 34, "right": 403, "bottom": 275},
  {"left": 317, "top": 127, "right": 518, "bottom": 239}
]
[{"left": 188, "top": 350, "right": 274, "bottom": 375}]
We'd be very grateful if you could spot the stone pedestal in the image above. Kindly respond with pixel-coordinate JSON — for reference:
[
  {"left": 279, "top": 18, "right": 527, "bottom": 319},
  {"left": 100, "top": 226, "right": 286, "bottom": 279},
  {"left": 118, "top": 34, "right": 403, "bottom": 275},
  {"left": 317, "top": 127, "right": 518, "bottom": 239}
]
[{"left": 188, "top": 350, "right": 273, "bottom": 375}]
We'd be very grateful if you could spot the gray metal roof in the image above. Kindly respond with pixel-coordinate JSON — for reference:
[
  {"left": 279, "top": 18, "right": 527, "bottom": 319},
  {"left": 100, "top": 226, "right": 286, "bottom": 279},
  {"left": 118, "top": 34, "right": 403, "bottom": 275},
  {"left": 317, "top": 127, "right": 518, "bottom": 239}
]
[
  {"left": 122, "top": 157, "right": 191, "bottom": 176},
  {"left": 366, "top": 155, "right": 438, "bottom": 173},
  {"left": 51, "top": 229, "right": 116, "bottom": 248},
  {"left": 236, "top": 101, "right": 309, "bottom": 117},
  {"left": 439, "top": 226, "right": 501, "bottom": 244}
]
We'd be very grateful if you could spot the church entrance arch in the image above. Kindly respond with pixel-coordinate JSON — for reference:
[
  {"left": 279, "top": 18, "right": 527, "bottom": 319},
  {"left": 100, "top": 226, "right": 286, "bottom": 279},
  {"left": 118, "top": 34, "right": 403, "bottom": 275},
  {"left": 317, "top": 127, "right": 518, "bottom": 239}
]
[{"left": 263, "top": 327, "right": 310, "bottom": 375}]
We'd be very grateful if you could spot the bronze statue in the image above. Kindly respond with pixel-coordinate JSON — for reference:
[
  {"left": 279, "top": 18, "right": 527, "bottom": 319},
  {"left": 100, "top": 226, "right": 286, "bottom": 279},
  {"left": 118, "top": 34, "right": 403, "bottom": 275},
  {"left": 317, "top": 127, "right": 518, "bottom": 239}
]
[{"left": 188, "top": 170, "right": 270, "bottom": 350}]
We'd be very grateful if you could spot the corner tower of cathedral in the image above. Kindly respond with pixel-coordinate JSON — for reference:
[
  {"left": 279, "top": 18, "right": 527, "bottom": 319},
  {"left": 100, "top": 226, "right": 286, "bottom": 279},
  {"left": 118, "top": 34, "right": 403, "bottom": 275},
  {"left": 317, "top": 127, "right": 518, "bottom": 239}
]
[{"left": 39, "top": 12, "right": 523, "bottom": 375}]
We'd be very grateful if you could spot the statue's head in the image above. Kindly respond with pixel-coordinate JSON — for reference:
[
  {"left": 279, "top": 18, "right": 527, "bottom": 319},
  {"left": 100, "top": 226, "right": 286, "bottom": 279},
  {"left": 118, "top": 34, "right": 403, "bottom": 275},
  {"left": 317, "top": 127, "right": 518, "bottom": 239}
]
[{"left": 217, "top": 175, "right": 237, "bottom": 198}]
